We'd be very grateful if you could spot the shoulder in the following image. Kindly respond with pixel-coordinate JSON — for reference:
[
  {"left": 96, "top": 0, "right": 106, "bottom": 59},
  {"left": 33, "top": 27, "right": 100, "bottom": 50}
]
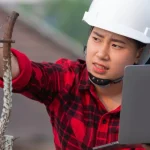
[
  {"left": 55, "top": 58, "right": 87, "bottom": 90},
  {"left": 55, "top": 58, "right": 86, "bottom": 71}
]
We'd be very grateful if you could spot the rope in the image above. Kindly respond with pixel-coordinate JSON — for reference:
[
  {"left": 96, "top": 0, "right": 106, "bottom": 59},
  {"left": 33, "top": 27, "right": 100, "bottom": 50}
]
[
  {"left": 0, "top": 11, "right": 19, "bottom": 150},
  {"left": 0, "top": 58, "right": 12, "bottom": 149}
]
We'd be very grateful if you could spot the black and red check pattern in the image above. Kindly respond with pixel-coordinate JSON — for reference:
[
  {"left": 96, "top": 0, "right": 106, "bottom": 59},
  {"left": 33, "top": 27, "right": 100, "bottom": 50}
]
[{"left": 0, "top": 48, "right": 144, "bottom": 150}]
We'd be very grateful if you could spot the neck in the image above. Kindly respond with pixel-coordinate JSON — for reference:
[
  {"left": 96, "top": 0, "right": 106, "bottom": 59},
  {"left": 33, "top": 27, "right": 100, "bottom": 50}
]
[
  {"left": 95, "top": 81, "right": 123, "bottom": 96},
  {"left": 95, "top": 81, "right": 123, "bottom": 112}
]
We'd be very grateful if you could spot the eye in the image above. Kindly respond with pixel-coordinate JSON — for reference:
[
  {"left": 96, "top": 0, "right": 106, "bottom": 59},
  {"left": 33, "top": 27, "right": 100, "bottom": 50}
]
[
  {"left": 112, "top": 44, "right": 123, "bottom": 49},
  {"left": 92, "top": 37, "right": 101, "bottom": 42}
]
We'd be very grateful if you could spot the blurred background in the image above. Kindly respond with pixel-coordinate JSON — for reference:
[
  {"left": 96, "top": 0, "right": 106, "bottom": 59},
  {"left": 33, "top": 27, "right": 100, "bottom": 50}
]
[{"left": 0, "top": 0, "right": 92, "bottom": 149}]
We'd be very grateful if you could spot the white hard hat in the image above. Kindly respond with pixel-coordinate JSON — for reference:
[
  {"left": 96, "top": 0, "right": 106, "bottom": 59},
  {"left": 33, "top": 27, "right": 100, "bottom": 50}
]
[{"left": 82, "top": 0, "right": 150, "bottom": 64}]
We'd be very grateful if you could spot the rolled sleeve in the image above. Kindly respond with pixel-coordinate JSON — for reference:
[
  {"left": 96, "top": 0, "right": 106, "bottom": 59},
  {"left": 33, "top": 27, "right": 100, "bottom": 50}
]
[{"left": 0, "top": 48, "right": 32, "bottom": 90}]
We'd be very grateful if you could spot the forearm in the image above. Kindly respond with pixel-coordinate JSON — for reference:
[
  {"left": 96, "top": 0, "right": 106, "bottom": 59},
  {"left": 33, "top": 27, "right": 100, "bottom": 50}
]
[
  {"left": 0, "top": 48, "right": 74, "bottom": 105},
  {"left": 0, "top": 46, "right": 20, "bottom": 79}
]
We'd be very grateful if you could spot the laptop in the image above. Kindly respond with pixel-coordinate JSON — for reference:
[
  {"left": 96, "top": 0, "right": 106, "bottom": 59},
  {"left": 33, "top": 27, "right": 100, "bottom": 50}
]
[{"left": 93, "top": 65, "right": 150, "bottom": 150}]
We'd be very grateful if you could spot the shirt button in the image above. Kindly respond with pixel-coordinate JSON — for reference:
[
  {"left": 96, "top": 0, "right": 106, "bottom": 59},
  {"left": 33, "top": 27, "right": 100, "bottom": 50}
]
[{"left": 102, "top": 119, "right": 107, "bottom": 124}]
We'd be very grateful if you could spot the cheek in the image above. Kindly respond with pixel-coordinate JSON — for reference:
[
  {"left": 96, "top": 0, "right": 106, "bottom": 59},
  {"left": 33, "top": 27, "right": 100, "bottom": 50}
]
[
  {"left": 85, "top": 49, "right": 92, "bottom": 65},
  {"left": 86, "top": 42, "right": 96, "bottom": 61},
  {"left": 85, "top": 48, "right": 96, "bottom": 71},
  {"left": 111, "top": 51, "right": 136, "bottom": 66},
  {"left": 86, "top": 39, "right": 98, "bottom": 58},
  {"left": 110, "top": 52, "right": 136, "bottom": 75}
]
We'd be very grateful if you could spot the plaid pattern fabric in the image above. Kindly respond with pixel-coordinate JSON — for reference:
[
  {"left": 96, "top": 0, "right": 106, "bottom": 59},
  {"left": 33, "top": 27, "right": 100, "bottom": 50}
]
[{"left": 0, "top": 49, "right": 145, "bottom": 150}]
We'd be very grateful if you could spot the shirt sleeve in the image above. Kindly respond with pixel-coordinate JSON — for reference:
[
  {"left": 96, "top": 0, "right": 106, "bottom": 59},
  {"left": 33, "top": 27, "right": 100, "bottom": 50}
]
[{"left": 0, "top": 48, "right": 76, "bottom": 105}]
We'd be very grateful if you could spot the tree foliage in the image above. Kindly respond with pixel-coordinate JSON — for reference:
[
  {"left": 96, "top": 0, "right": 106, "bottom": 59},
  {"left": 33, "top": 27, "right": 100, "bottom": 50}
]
[{"left": 43, "top": 0, "right": 91, "bottom": 44}]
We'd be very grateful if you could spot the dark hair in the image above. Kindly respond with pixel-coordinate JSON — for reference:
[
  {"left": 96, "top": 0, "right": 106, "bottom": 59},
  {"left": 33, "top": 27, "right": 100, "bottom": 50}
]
[
  {"left": 89, "top": 26, "right": 146, "bottom": 49},
  {"left": 134, "top": 40, "right": 146, "bottom": 49}
]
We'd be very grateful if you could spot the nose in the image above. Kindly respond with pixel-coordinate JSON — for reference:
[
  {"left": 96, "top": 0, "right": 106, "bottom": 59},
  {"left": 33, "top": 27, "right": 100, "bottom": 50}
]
[{"left": 96, "top": 43, "right": 110, "bottom": 61}]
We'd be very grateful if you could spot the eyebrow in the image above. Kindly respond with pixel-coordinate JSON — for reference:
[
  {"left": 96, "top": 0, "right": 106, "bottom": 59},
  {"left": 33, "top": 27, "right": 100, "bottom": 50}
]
[{"left": 93, "top": 31, "right": 126, "bottom": 44}]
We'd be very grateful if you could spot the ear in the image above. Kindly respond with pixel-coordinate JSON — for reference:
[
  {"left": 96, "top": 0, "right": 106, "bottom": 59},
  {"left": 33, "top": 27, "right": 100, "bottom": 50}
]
[{"left": 135, "top": 48, "right": 144, "bottom": 64}]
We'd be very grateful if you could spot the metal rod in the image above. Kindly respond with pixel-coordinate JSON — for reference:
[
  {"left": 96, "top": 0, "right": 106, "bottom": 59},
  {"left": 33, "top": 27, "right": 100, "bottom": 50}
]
[
  {"left": 0, "top": 40, "right": 15, "bottom": 43},
  {"left": 0, "top": 11, "right": 19, "bottom": 150}
]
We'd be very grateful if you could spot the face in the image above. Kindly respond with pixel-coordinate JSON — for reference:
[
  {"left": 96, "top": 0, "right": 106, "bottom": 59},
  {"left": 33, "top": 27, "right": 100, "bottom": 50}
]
[{"left": 86, "top": 27, "right": 143, "bottom": 80}]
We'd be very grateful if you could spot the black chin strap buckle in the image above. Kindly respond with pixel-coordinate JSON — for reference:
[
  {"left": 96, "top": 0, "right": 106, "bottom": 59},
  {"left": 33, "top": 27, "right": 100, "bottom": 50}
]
[
  {"left": 88, "top": 72, "right": 123, "bottom": 87},
  {"left": 89, "top": 73, "right": 111, "bottom": 86}
]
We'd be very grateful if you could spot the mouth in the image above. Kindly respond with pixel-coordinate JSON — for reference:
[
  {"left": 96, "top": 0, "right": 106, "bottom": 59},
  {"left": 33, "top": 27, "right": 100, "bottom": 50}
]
[
  {"left": 92, "top": 63, "right": 109, "bottom": 74},
  {"left": 93, "top": 63, "right": 109, "bottom": 70}
]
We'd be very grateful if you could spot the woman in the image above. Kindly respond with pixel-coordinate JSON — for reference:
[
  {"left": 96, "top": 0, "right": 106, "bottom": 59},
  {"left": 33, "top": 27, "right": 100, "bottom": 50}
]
[{"left": 0, "top": 0, "right": 150, "bottom": 149}]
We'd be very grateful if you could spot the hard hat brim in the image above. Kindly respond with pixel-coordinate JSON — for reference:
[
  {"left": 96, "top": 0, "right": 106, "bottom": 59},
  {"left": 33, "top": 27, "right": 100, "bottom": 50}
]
[
  {"left": 83, "top": 12, "right": 150, "bottom": 44},
  {"left": 82, "top": 12, "right": 150, "bottom": 64}
]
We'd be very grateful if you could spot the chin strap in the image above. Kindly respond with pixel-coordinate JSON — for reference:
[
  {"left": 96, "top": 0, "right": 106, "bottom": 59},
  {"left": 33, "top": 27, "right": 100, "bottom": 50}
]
[{"left": 88, "top": 72, "right": 123, "bottom": 87}]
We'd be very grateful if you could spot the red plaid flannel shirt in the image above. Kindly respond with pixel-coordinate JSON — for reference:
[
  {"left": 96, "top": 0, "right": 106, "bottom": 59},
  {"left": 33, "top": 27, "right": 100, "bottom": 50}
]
[{"left": 0, "top": 49, "right": 145, "bottom": 150}]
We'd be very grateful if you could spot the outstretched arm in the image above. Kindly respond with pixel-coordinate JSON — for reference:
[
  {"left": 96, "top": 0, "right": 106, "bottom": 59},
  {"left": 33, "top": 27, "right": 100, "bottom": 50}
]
[{"left": 0, "top": 48, "right": 75, "bottom": 105}]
